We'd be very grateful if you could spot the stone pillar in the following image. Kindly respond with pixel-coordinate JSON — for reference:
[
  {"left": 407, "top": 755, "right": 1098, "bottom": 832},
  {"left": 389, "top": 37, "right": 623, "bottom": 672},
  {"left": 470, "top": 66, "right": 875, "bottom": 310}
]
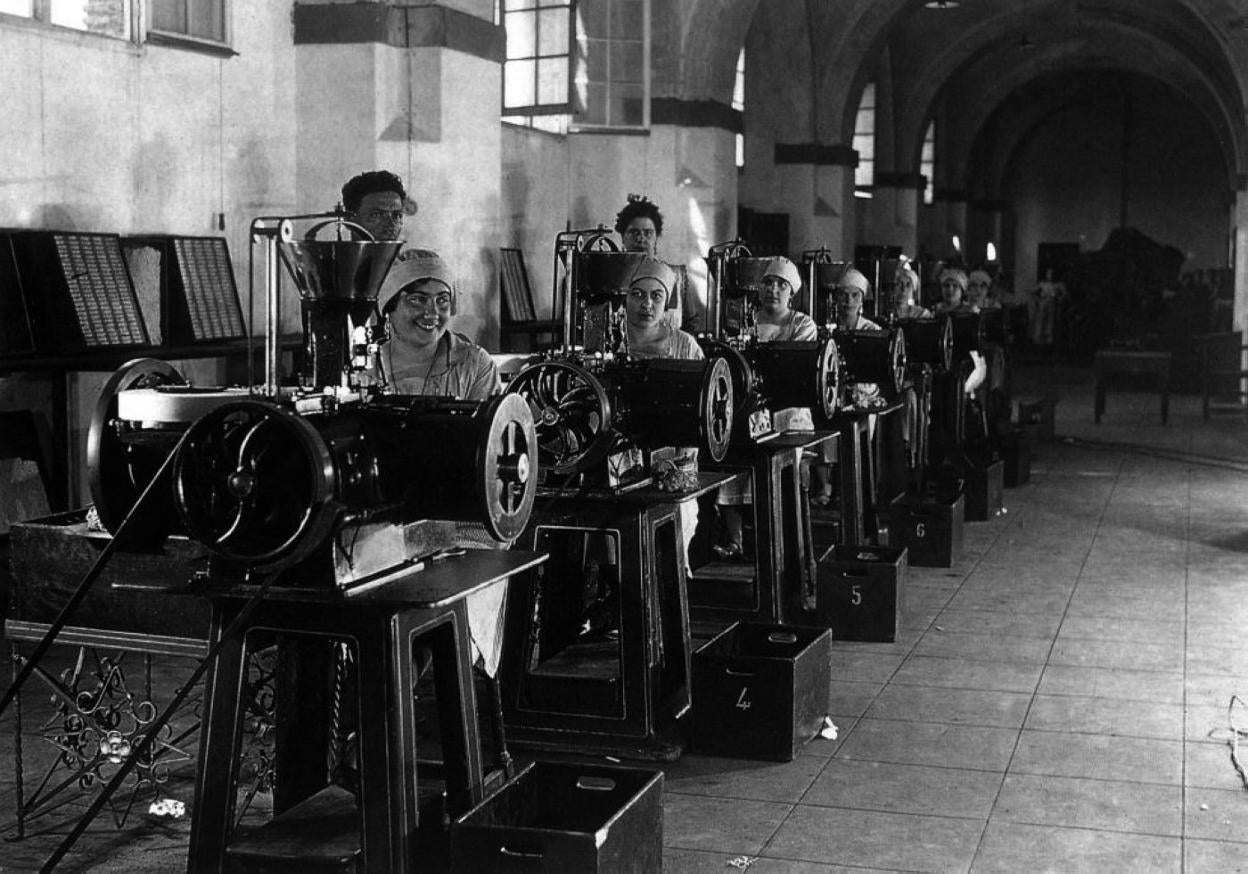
[
  {"left": 650, "top": 99, "right": 743, "bottom": 332},
  {"left": 292, "top": 1, "right": 504, "bottom": 345},
  {"left": 968, "top": 199, "right": 1008, "bottom": 268},
  {"left": 928, "top": 188, "right": 969, "bottom": 262},
  {"left": 771, "top": 143, "right": 857, "bottom": 257},
  {"left": 1233, "top": 188, "right": 1248, "bottom": 335},
  {"left": 865, "top": 171, "right": 922, "bottom": 256}
]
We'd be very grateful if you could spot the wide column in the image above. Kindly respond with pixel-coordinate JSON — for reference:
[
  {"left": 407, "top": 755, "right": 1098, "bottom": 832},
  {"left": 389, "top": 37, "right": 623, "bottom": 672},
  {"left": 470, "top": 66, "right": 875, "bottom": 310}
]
[
  {"left": 766, "top": 144, "right": 856, "bottom": 259},
  {"left": 864, "top": 171, "right": 921, "bottom": 257},
  {"left": 292, "top": 1, "right": 504, "bottom": 346}
]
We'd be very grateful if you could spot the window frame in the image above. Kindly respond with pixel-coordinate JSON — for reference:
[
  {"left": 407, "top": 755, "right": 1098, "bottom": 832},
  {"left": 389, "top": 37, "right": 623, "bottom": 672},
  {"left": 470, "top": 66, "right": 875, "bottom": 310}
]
[
  {"left": 0, "top": 0, "right": 139, "bottom": 42},
  {"left": 853, "top": 81, "right": 876, "bottom": 196},
  {"left": 569, "top": 0, "right": 651, "bottom": 132},
  {"left": 0, "top": 0, "right": 231, "bottom": 53},
  {"left": 732, "top": 47, "right": 745, "bottom": 168},
  {"left": 146, "top": 0, "right": 232, "bottom": 56},
  {"left": 501, "top": 0, "right": 576, "bottom": 120},
  {"left": 920, "top": 120, "right": 936, "bottom": 205}
]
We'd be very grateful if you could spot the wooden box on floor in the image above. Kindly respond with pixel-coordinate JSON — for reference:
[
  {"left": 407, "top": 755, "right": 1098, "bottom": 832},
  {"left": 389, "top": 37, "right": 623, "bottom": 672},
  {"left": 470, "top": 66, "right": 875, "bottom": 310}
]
[
  {"left": 961, "top": 458, "right": 1004, "bottom": 521},
  {"left": 1015, "top": 395, "right": 1056, "bottom": 442},
  {"left": 816, "top": 545, "right": 907, "bottom": 642},
  {"left": 9, "top": 509, "right": 210, "bottom": 637},
  {"left": 692, "top": 622, "right": 832, "bottom": 762},
  {"left": 881, "top": 492, "right": 964, "bottom": 568},
  {"left": 451, "top": 762, "right": 663, "bottom": 873},
  {"left": 997, "top": 425, "right": 1032, "bottom": 487}
]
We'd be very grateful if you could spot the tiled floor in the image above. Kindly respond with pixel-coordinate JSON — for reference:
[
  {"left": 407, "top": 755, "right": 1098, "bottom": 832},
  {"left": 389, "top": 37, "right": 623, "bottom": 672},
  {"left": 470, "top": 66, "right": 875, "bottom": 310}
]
[
  {"left": 3, "top": 362, "right": 1248, "bottom": 872},
  {"left": 664, "top": 367, "right": 1248, "bottom": 873}
]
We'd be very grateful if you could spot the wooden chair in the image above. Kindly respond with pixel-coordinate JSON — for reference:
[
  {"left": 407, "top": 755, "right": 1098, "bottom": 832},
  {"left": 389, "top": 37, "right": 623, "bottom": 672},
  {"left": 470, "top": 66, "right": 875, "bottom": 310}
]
[
  {"left": 499, "top": 248, "right": 559, "bottom": 353},
  {"left": 1194, "top": 331, "right": 1248, "bottom": 422}
]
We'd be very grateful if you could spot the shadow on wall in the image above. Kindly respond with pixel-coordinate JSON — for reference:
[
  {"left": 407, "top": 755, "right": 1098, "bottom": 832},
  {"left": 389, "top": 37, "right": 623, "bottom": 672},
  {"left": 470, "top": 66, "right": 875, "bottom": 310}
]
[
  {"left": 35, "top": 204, "right": 82, "bottom": 230},
  {"left": 477, "top": 244, "right": 500, "bottom": 345}
]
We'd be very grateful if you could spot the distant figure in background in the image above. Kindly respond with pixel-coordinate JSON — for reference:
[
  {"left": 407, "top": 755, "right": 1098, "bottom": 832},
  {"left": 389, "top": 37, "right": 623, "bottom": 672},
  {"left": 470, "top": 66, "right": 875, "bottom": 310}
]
[
  {"left": 717, "top": 257, "right": 822, "bottom": 552},
  {"left": 614, "top": 194, "right": 693, "bottom": 331},
  {"left": 1032, "top": 268, "right": 1064, "bottom": 347},
  {"left": 835, "top": 267, "right": 882, "bottom": 332},
  {"left": 341, "top": 170, "right": 412, "bottom": 243},
  {"left": 966, "top": 269, "right": 1000, "bottom": 312},
  {"left": 933, "top": 268, "right": 973, "bottom": 315},
  {"left": 887, "top": 259, "right": 932, "bottom": 320}
]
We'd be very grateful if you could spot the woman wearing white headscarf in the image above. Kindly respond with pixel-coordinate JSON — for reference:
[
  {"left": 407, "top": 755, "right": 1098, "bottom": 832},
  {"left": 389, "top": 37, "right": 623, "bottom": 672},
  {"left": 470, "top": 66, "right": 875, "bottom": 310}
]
[
  {"left": 716, "top": 257, "right": 821, "bottom": 554},
  {"left": 887, "top": 260, "right": 932, "bottom": 320}
]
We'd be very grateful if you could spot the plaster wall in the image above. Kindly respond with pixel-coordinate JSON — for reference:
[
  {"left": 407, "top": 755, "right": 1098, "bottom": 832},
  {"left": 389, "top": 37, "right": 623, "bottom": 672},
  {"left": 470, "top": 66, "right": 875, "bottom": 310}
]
[
  {"left": 498, "top": 124, "right": 737, "bottom": 331},
  {"left": 0, "top": 9, "right": 296, "bottom": 503}
]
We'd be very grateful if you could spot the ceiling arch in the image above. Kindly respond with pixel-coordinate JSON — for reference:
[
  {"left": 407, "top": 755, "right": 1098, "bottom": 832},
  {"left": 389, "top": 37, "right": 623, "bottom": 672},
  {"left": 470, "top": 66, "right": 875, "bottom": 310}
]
[{"left": 886, "top": 0, "right": 1246, "bottom": 186}]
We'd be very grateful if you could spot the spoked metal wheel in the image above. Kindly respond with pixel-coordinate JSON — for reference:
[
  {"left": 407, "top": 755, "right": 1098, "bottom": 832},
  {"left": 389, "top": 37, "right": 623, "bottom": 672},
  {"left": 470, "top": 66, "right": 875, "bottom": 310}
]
[
  {"left": 507, "top": 360, "right": 614, "bottom": 476},
  {"left": 700, "top": 356, "right": 734, "bottom": 462},
  {"left": 477, "top": 394, "right": 538, "bottom": 541},
  {"left": 173, "top": 400, "right": 335, "bottom": 570},
  {"left": 816, "top": 337, "right": 842, "bottom": 419},
  {"left": 87, "top": 358, "right": 188, "bottom": 539}
]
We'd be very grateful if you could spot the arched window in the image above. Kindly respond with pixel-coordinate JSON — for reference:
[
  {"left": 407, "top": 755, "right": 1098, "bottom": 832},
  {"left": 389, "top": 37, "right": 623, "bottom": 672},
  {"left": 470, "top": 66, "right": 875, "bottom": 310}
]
[
  {"left": 920, "top": 121, "right": 936, "bottom": 205},
  {"left": 732, "top": 48, "right": 745, "bottom": 168},
  {"left": 728, "top": 48, "right": 738, "bottom": 168},
  {"left": 853, "top": 82, "right": 876, "bottom": 196}
]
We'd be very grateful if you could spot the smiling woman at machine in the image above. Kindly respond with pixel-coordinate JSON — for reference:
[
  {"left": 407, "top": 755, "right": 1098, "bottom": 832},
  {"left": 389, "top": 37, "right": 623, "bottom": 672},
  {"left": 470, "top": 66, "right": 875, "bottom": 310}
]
[{"left": 376, "top": 251, "right": 501, "bottom": 400}]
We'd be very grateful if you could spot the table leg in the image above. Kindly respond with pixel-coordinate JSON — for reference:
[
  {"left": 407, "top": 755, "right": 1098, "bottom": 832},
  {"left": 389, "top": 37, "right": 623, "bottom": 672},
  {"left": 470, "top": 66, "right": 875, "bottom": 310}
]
[
  {"left": 188, "top": 604, "right": 251, "bottom": 874},
  {"left": 1160, "top": 375, "right": 1169, "bottom": 425},
  {"left": 1094, "top": 379, "right": 1105, "bottom": 424}
]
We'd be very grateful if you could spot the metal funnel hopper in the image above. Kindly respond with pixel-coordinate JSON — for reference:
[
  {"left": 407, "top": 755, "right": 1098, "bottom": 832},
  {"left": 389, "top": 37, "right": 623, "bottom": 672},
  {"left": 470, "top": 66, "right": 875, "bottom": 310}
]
[
  {"left": 723, "top": 256, "right": 779, "bottom": 298},
  {"left": 278, "top": 239, "right": 403, "bottom": 301},
  {"left": 575, "top": 251, "right": 648, "bottom": 302}
]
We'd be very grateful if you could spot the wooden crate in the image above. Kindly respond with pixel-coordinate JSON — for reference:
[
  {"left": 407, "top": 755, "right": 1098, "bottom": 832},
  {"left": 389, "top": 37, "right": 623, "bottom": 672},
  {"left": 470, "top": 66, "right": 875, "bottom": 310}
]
[
  {"left": 816, "top": 545, "right": 907, "bottom": 642},
  {"left": 692, "top": 622, "right": 832, "bottom": 761},
  {"left": 452, "top": 762, "right": 663, "bottom": 873}
]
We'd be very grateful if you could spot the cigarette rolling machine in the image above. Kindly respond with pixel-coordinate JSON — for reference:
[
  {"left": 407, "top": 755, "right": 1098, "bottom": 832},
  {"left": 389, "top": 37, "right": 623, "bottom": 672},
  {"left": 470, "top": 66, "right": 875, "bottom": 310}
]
[
  {"left": 498, "top": 229, "right": 741, "bottom": 761},
  {"left": 87, "top": 214, "right": 538, "bottom": 591},
  {"left": 506, "top": 228, "right": 734, "bottom": 490},
  {"left": 701, "top": 240, "right": 842, "bottom": 438}
]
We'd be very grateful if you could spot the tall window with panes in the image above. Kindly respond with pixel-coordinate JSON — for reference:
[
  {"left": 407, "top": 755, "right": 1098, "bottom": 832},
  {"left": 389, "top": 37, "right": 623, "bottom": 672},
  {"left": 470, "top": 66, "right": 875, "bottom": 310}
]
[
  {"left": 575, "top": 0, "right": 648, "bottom": 128},
  {"left": 502, "top": 0, "right": 573, "bottom": 133},
  {"left": 502, "top": 0, "right": 650, "bottom": 131},
  {"left": 853, "top": 82, "right": 876, "bottom": 197},
  {"left": 920, "top": 121, "right": 935, "bottom": 205},
  {"left": 0, "top": 0, "right": 226, "bottom": 44}
]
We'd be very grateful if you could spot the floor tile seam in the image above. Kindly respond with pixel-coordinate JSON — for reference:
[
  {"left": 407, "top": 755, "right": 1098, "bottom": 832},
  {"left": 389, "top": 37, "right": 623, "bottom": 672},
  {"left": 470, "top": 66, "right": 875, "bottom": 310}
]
[
  {"left": 817, "top": 755, "right": 1012, "bottom": 776},
  {"left": 1010, "top": 722, "right": 1189, "bottom": 741},
  {"left": 1181, "top": 461, "right": 1193, "bottom": 874},
  {"left": 830, "top": 751, "right": 1010, "bottom": 774},
  {"left": 663, "top": 788, "right": 814, "bottom": 806},
  {"left": 665, "top": 845, "right": 917, "bottom": 874},
  {"left": 904, "top": 652, "right": 1069, "bottom": 668},
  {"left": 783, "top": 797, "right": 993, "bottom": 823},
  {"left": 745, "top": 846, "right": 924, "bottom": 874},
  {"left": 978, "top": 813, "right": 1184, "bottom": 840},
  {"left": 1043, "top": 661, "right": 1186, "bottom": 675},
  {"left": 884, "top": 679, "right": 1039, "bottom": 695},
  {"left": 855, "top": 713, "right": 1028, "bottom": 732},
  {"left": 1021, "top": 688, "right": 1185, "bottom": 705},
  {"left": 969, "top": 449, "right": 1125, "bottom": 873}
]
